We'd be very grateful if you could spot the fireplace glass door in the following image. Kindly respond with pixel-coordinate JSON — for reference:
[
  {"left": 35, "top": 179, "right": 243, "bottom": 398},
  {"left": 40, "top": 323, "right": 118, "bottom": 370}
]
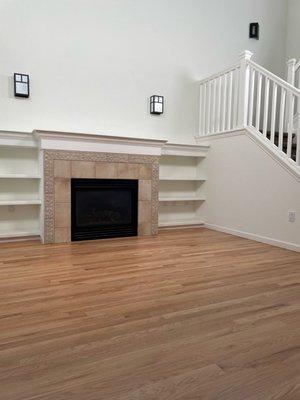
[{"left": 71, "top": 179, "right": 138, "bottom": 241}]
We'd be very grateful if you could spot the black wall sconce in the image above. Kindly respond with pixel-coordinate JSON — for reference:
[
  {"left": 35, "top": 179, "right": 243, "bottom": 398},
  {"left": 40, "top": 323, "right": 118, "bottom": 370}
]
[
  {"left": 150, "top": 95, "right": 164, "bottom": 115},
  {"left": 14, "top": 73, "right": 30, "bottom": 98},
  {"left": 249, "top": 23, "right": 259, "bottom": 39}
]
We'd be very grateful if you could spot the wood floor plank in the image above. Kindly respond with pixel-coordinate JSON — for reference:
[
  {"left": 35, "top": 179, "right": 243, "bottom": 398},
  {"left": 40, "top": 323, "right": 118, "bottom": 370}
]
[{"left": 0, "top": 228, "right": 299, "bottom": 399}]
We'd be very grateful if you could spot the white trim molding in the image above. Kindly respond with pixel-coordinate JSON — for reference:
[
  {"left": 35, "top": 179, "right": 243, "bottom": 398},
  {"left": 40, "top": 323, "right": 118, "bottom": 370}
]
[
  {"left": 34, "top": 130, "right": 168, "bottom": 156},
  {"left": 162, "top": 142, "right": 209, "bottom": 157},
  {"left": 205, "top": 223, "right": 300, "bottom": 252}
]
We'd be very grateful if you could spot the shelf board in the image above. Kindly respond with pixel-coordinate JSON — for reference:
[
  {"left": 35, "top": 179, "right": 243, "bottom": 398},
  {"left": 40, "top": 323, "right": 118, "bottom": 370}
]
[
  {"left": 162, "top": 143, "right": 209, "bottom": 157},
  {"left": 0, "top": 174, "right": 41, "bottom": 179},
  {"left": 0, "top": 200, "right": 41, "bottom": 206},
  {"left": 0, "top": 230, "right": 40, "bottom": 239},
  {"left": 159, "top": 177, "right": 206, "bottom": 181},
  {"left": 0, "top": 131, "right": 38, "bottom": 148},
  {"left": 158, "top": 219, "right": 204, "bottom": 228},
  {"left": 159, "top": 197, "right": 205, "bottom": 202}
]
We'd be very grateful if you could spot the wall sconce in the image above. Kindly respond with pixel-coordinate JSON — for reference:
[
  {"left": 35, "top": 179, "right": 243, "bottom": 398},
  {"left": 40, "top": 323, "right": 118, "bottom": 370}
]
[
  {"left": 14, "top": 73, "right": 30, "bottom": 98},
  {"left": 249, "top": 23, "right": 259, "bottom": 39},
  {"left": 150, "top": 95, "right": 164, "bottom": 115}
]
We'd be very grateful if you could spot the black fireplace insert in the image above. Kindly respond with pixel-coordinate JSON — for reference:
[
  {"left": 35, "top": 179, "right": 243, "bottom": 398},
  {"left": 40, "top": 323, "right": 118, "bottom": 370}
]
[{"left": 71, "top": 179, "right": 138, "bottom": 241}]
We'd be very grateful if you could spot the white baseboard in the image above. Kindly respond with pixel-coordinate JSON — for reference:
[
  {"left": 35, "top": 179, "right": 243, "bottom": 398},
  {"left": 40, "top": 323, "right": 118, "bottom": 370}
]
[{"left": 205, "top": 223, "right": 300, "bottom": 253}]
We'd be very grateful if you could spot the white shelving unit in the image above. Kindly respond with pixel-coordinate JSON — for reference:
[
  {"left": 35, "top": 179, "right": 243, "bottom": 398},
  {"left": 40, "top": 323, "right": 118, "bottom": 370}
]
[
  {"left": 158, "top": 143, "right": 209, "bottom": 229},
  {"left": 0, "top": 132, "right": 41, "bottom": 240}
]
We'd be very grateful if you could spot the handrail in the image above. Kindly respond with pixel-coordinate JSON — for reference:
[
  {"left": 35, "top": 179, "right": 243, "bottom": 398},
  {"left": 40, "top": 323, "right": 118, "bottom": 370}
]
[{"left": 197, "top": 63, "right": 239, "bottom": 85}]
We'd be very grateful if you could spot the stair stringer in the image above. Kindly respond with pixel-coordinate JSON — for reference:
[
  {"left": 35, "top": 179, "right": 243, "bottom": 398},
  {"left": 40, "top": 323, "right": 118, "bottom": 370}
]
[{"left": 196, "top": 127, "right": 300, "bottom": 182}]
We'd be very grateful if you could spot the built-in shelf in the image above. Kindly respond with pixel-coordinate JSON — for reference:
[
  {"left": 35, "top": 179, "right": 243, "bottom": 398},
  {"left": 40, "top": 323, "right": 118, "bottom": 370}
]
[
  {"left": 0, "top": 174, "right": 41, "bottom": 179},
  {"left": 0, "top": 200, "right": 41, "bottom": 206},
  {"left": 159, "top": 144, "right": 208, "bottom": 230},
  {"left": 159, "top": 177, "right": 206, "bottom": 181},
  {"left": 0, "top": 131, "right": 38, "bottom": 148},
  {"left": 159, "top": 197, "right": 205, "bottom": 202},
  {"left": 0, "top": 231, "right": 40, "bottom": 239},
  {"left": 0, "top": 137, "right": 41, "bottom": 242},
  {"left": 159, "top": 219, "right": 204, "bottom": 228},
  {"left": 162, "top": 143, "right": 209, "bottom": 158}
]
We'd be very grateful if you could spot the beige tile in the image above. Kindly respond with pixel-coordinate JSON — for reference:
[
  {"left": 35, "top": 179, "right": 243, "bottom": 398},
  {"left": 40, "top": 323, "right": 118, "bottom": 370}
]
[
  {"left": 117, "top": 163, "right": 140, "bottom": 179},
  {"left": 138, "top": 222, "right": 152, "bottom": 236},
  {"left": 54, "top": 160, "right": 71, "bottom": 178},
  {"left": 95, "top": 162, "right": 118, "bottom": 179},
  {"left": 54, "top": 178, "right": 70, "bottom": 203},
  {"left": 55, "top": 203, "right": 71, "bottom": 228},
  {"left": 55, "top": 227, "right": 71, "bottom": 243},
  {"left": 138, "top": 200, "right": 151, "bottom": 223},
  {"left": 139, "top": 180, "right": 151, "bottom": 201},
  {"left": 71, "top": 161, "right": 95, "bottom": 178},
  {"left": 139, "top": 164, "right": 152, "bottom": 180}
]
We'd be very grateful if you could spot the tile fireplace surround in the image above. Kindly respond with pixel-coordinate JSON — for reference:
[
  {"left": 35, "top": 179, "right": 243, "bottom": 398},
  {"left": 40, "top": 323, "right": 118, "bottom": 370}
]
[{"left": 35, "top": 131, "right": 167, "bottom": 244}]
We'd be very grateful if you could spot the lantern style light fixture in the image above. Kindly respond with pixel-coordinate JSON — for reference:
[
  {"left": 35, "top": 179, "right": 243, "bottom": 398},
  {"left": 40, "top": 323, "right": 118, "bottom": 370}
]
[
  {"left": 150, "top": 95, "right": 164, "bottom": 115},
  {"left": 14, "top": 73, "right": 30, "bottom": 98},
  {"left": 249, "top": 23, "right": 259, "bottom": 39}
]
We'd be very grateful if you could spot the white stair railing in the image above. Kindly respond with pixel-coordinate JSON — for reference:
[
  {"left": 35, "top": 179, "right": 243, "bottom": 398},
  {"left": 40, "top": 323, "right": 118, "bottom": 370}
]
[
  {"left": 198, "top": 51, "right": 300, "bottom": 166},
  {"left": 198, "top": 63, "right": 240, "bottom": 135}
]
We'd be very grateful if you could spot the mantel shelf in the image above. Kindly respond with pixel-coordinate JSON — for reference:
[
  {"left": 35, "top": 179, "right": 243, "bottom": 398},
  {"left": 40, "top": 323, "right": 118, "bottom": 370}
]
[
  {"left": 159, "top": 197, "right": 205, "bottom": 202},
  {"left": 0, "top": 200, "right": 41, "bottom": 206},
  {"left": 0, "top": 174, "right": 41, "bottom": 179}
]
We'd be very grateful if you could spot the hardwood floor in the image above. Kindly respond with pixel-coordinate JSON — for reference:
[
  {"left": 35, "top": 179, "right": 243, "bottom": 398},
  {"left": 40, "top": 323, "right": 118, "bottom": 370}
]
[{"left": 0, "top": 228, "right": 299, "bottom": 400}]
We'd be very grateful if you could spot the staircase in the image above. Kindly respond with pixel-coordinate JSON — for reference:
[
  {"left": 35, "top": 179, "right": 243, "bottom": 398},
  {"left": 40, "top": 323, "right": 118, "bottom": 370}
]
[{"left": 196, "top": 51, "right": 300, "bottom": 172}]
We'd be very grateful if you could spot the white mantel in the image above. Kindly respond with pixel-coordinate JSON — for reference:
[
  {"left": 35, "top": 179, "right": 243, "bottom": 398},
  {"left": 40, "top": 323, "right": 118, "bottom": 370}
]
[{"left": 34, "top": 130, "right": 168, "bottom": 156}]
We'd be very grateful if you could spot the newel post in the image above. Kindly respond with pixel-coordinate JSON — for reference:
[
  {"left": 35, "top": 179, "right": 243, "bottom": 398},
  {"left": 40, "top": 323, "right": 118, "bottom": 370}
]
[
  {"left": 237, "top": 50, "right": 253, "bottom": 128},
  {"left": 287, "top": 59, "right": 296, "bottom": 86},
  {"left": 286, "top": 59, "right": 296, "bottom": 131}
]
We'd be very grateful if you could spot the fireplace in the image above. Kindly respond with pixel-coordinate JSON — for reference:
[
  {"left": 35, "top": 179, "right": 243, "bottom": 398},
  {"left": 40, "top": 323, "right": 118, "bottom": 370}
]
[{"left": 71, "top": 179, "right": 138, "bottom": 241}]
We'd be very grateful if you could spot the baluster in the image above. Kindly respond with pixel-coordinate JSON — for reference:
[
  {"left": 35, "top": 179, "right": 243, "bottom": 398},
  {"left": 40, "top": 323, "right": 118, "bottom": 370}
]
[
  {"left": 222, "top": 74, "right": 227, "bottom": 131},
  {"left": 270, "top": 83, "right": 278, "bottom": 144},
  {"left": 212, "top": 79, "right": 217, "bottom": 133},
  {"left": 248, "top": 68, "right": 255, "bottom": 126},
  {"left": 297, "top": 129, "right": 300, "bottom": 166},
  {"left": 296, "top": 97, "right": 300, "bottom": 164},
  {"left": 199, "top": 84, "right": 203, "bottom": 135},
  {"left": 262, "top": 77, "right": 270, "bottom": 137},
  {"left": 207, "top": 81, "right": 211, "bottom": 134},
  {"left": 287, "top": 93, "right": 294, "bottom": 158},
  {"left": 278, "top": 88, "right": 286, "bottom": 151},
  {"left": 203, "top": 83, "right": 207, "bottom": 134},
  {"left": 255, "top": 73, "right": 262, "bottom": 130},
  {"left": 296, "top": 68, "right": 300, "bottom": 115},
  {"left": 232, "top": 68, "right": 239, "bottom": 128},
  {"left": 227, "top": 71, "right": 233, "bottom": 130},
  {"left": 217, "top": 76, "right": 222, "bottom": 132}
]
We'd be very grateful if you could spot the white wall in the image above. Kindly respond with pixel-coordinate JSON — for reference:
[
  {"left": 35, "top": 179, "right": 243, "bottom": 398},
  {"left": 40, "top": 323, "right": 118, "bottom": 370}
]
[
  {"left": 285, "top": 0, "right": 300, "bottom": 61},
  {"left": 0, "top": 0, "right": 288, "bottom": 143},
  {"left": 200, "top": 131, "right": 300, "bottom": 250}
]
